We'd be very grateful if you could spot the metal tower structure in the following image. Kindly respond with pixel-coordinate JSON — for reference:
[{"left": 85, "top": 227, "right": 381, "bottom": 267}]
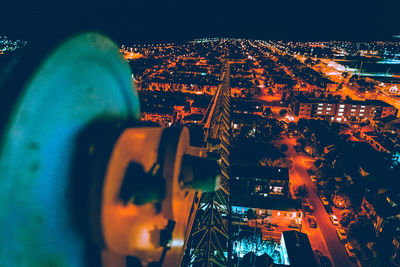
[{"left": 183, "top": 62, "right": 232, "bottom": 267}]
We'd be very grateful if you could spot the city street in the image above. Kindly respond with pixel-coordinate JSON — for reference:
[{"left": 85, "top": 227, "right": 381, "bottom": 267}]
[{"left": 281, "top": 136, "right": 358, "bottom": 267}]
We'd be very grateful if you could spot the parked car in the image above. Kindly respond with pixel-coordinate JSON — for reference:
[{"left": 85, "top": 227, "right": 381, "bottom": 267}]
[
  {"left": 336, "top": 228, "right": 347, "bottom": 240},
  {"left": 308, "top": 216, "right": 317, "bottom": 228},
  {"left": 330, "top": 215, "right": 339, "bottom": 226},
  {"left": 345, "top": 243, "right": 356, "bottom": 258}
]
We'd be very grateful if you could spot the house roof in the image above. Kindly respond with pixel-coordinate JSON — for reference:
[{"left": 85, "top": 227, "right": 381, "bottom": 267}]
[{"left": 360, "top": 125, "right": 375, "bottom": 133}]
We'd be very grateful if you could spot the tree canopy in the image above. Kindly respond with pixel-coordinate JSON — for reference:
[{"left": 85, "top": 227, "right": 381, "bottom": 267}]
[{"left": 348, "top": 217, "right": 376, "bottom": 244}]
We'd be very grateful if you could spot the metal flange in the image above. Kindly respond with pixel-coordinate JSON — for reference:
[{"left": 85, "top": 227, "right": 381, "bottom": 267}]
[{"left": 97, "top": 126, "right": 220, "bottom": 266}]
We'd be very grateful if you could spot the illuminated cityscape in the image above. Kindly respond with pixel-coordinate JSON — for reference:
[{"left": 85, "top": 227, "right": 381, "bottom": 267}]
[
  {"left": 120, "top": 38, "right": 400, "bottom": 266},
  {"left": 1, "top": 1, "right": 400, "bottom": 267},
  {"left": 0, "top": 36, "right": 27, "bottom": 54}
]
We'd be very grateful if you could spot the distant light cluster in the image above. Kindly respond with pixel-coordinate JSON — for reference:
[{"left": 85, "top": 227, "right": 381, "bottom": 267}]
[
  {"left": 0, "top": 36, "right": 27, "bottom": 54},
  {"left": 276, "top": 40, "right": 400, "bottom": 59}
]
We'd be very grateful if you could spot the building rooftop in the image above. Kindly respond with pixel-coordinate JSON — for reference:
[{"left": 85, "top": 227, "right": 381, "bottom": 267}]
[
  {"left": 232, "top": 100, "right": 264, "bottom": 113},
  {"left": 281, "top": 231, "right": 318, "bottom": 267},
  {"left": 231, "top": 165, "right": 289, "bottom": 181},
  {"left": 378, "top": 114, "right": 398, "bottom": 124},
  {"left": 270, "top": 76, "right": 295, "bottom": 86},
  {"left": 140, "top": 106, "right": 174, "bottom": 115},
  {"left": 231, "top": 195, "right": 300, "bottom": 212},
  {"left": 182, "top": 113, "right": 204, "bottom": 121},
  {"left": 192, "top": 97, "right": 211, "bottom": 108},
  {"left": 232, "top": 113, "right": 265, "bottom": 123}
]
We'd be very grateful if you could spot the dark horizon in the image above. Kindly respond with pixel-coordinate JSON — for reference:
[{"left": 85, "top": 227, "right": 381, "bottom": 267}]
[{"left": 2, "top": 0, "right": 400, "bottom": 45}]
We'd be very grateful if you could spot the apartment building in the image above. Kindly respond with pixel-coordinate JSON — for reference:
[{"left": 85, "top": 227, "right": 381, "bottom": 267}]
[{"left": 290, "top": 95, "right": 397, "bottom": 122}]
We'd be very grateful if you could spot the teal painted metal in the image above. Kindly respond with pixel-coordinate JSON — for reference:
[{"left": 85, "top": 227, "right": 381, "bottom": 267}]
[{"left": 0, "top": 33, "right": 140, "bottom": 266}]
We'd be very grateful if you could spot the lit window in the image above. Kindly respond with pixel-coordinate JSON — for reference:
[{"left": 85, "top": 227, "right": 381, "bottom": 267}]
[
  {"left": 340, "top": 104, "right": 345, "bottom": 108},
  {"left": 338, "top": 113, "right": 343, "bottom": 116},
  {"left": 317, "top": 111, "right": 322, "bottom": 114},
  {"left": 351, "top": 109, "right": 356, "bottom": 111},
  {"left": 277, "top": 212, "right": 280, "bottom": 216},
  {"left": 339, "top": 108, "right": 344, "bottom": 112},
  {"left": 318, "top": 107, "right": 323, "bottom": 110},
  {"left": 360, "top": 109, "right": 365, "bottom": 112},
  {"left": 361, "top": 106, "right": 365, "bottom": 108},
  {"left": 318, "top": 103, "right": 323, "bottom": 106},
  {"left": 327, "top": 108, "right": 331, "bottom": 110}
]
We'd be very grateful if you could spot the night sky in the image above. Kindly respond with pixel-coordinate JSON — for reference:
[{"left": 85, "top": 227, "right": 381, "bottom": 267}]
[{"left": 2, "top": 0, "right": 399, "bottom": 44}]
